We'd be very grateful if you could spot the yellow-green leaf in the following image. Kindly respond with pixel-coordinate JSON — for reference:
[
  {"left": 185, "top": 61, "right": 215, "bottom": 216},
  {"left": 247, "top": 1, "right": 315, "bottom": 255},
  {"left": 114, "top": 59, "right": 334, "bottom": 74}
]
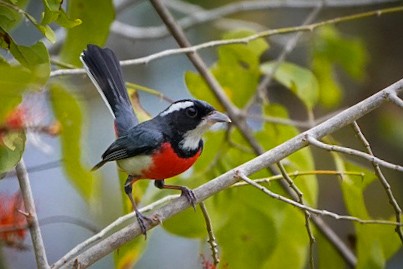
[
  {"left": 333, "top": 153, "right": 401, "bottom": 269},
  {"left": 49, "top": 83, "right": 95, "bottom": 200},
  {"left": 0, "top": 131, "right": 26, "bottom": 174},
  {"left": 261, "top": 61, "right": 319, "bottom": 110},
  {"left": 311, "top": 25, "right": 368, "bottom": 108},
  {"left": 9, "top": 41, "right": 50, "bottom": 82},
  {"left": 60, "top": 0, "right": 114, "bottom": 66}
]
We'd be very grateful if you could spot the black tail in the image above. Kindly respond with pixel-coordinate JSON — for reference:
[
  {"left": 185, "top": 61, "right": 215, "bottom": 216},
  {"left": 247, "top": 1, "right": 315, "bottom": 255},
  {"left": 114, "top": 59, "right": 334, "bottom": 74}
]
[{"left": 81, "top": 44, "right": 137, "bottom": 135}]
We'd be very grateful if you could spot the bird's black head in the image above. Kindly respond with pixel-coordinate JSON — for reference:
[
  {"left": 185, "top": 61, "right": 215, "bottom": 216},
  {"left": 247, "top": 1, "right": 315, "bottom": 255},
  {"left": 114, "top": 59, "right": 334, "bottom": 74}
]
[{"left": 158, "top": 99, "right": 231, "bottom": 151}]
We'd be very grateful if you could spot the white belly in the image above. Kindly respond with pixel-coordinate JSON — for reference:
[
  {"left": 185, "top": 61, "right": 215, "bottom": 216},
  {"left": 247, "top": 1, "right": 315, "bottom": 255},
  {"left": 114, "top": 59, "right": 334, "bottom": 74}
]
[{"left": 116, "top": 155, "right": 153, "bottom": 176}]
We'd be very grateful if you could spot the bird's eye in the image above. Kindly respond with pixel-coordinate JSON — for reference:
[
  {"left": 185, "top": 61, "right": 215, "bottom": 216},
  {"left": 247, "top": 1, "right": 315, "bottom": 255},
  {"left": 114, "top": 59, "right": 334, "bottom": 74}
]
[{"left": 185, "top": 107, "right": 198, "bottom": 118}]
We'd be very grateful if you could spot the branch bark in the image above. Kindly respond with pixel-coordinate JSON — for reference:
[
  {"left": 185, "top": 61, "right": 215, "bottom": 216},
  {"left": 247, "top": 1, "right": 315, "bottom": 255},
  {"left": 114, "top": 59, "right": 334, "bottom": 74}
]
[{"left": 16, "top": 159, "right": 49, "bottom": 269}]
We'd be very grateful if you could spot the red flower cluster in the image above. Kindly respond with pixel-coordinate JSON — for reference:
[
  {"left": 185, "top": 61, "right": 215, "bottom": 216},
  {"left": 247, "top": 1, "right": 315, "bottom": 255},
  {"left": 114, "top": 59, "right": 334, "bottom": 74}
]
[{"left": 0, "top": 192, "right": 27, "bottom": 248}]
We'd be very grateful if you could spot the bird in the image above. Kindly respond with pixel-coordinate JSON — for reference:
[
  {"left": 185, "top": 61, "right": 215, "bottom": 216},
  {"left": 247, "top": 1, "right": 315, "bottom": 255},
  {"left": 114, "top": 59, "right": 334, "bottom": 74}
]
[{"left": 80, "top": 44, "right": 231, "bottom": 236}]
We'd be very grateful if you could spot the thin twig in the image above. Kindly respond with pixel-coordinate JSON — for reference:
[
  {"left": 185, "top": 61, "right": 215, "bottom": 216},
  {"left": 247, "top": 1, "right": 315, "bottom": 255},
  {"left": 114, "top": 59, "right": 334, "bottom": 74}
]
[
  {"left": 16, "top": 159, "right": 49, "bottom": 269},
  {"left": 49, "top": 6, "right": 403, "bottom": 78},
  {"left": 351, "top": 121, "right": 403, "bottom": 243},
  {"left": 236, "top": 171, "right": 403, "bottom": 226},
  {"left": 111, "top": 0, "right": 400, "bottom": 40},
  {"left": 199, "top": 202, "right": 220, "bottom": 266},
  {"left": 306, "top": 135, "right": 403, "bottom": 173},
  {"left": 277, "top": 162, "right": 315, "bottom": 269},
  {"left": 388, "top": 92, "right": 403, "bottom": 108},
  {"left": 232, "top": 170, "right": 364, "bottom": 187}
]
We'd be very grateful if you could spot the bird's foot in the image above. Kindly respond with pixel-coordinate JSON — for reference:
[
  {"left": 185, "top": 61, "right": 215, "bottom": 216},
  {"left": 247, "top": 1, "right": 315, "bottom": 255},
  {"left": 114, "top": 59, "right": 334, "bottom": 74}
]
[
  {"left": 180, "top": 187, "right": 197, "bottom": 210},
  {"left": 135, "top": 211, "right": 154, "bottom": 239}
]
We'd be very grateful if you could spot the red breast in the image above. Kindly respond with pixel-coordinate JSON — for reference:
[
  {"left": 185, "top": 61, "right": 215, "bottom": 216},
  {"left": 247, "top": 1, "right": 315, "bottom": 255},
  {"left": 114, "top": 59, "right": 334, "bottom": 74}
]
[{"left": 141, "top": 142, "right": 201, "bottom": 180}]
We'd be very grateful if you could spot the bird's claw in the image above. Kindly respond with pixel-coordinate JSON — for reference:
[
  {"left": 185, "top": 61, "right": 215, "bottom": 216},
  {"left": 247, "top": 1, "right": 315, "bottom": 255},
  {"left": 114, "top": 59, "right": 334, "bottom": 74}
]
[
  {"left": 135, "top": 212, "right": 154, "bottom": 239},
  {"left": 181, "top": 187, "right": 197, "bottom": 210}
]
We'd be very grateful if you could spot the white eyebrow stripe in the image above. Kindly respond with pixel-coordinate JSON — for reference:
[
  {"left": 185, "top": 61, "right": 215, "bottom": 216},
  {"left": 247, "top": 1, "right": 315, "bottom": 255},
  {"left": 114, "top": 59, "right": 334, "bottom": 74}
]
[{"left": 160, "top": 101, "right": 194, "bottom": 116}]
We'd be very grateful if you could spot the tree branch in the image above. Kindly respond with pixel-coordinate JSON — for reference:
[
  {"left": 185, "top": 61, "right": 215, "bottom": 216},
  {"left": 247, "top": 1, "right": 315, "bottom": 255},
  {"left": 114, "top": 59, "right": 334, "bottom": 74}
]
[{"left": 16, "top": 159, "right": 49, "bottom": 269}]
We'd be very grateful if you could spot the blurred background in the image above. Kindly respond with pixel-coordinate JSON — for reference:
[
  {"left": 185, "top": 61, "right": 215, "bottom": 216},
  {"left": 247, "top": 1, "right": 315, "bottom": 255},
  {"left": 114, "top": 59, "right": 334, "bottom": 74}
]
[{"left": 1, "top": 0, "right": 403, "bottom": 268}]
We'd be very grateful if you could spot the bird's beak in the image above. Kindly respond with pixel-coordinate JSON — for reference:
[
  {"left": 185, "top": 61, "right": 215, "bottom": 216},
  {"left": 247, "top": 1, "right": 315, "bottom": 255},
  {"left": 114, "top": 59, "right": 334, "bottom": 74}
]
[{"left": 206, "top": 111, "right": 231, "bottom": 123}]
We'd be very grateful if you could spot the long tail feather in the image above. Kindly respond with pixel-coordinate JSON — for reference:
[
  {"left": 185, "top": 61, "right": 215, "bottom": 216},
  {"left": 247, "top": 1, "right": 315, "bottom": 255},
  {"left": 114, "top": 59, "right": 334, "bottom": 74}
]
[{"left": 80, "top": 45, "right": 138, "bottom": 135}]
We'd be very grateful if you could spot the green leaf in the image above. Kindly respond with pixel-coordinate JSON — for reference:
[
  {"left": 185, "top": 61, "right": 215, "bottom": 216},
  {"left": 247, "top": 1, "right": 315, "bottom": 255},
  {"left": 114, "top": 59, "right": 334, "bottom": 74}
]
[
  {"left": 0, "top": 65, "right": 33, "bottom": 121},
  {"left": 311, "top": 56, "right": 342, "bottom": 108},
  {"left": 0, "top": 27, "right": 51, "bottom": 82},
  {"left": 186, "top": 29, "right": 269, "bottom": 109},
  {"left": 9, "top": 41, "right": 50, "bottom": 82},
  {"left": 317, "top": 231, "right": 346, "bottom": 269},
  {"left": 55, "top": 8, "right": 82, "bottom": 28},
  {"left": 41, "top": 0, "right": 82, "bottom": 28},
  {"left": 311, "top": 25, "right": 368, "bottom": 108},
  {"left": 59, "top": 0, "right": 114, "bottom": 66},
  {"left": 163, "top": 207, "right": 206, "bottom": 238},
  {"left": 333, "top": 153, "right": 401, "bottom": 269},
  {"left": 261, "top": 61, "right": 319, "bottom": 110},
  {"left": 0, "top": 131, "right": 26, "bottom": 174},
  {"left": 49, "top": 83, "right": 95, "bottom": 200},
  {"left": 0, "top": 0, "right": 28, "bottom": 30},
  {"left": 315, "top": 26, "right": 368, "bottom": 80}
]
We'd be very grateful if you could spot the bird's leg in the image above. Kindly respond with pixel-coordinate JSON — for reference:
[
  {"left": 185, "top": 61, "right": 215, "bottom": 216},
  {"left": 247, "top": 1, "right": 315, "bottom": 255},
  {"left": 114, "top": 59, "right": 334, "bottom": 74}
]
[
  {"left": 124, "top": 176, "right": 153, "bottom": 238},
  {"left": 154, "top": 180, "right": 197, "bottom": 210}
]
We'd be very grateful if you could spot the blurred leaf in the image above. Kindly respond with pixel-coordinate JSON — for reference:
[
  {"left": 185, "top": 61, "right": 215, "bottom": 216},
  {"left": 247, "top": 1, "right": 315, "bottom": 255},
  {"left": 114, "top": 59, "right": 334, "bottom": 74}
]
[
  {"left": 0, "top": 65, "right": 33, "bottom": 122},
  {"left": 0, "top": 0, "right": 28, "bottom": 30},
  {"left": 317, "top": 231, "right": 346, "bottom": 269},
  {"left": 186, "top": 29, "right": 268, "bottom": 109},
  {"left": 0, "top": 27, "right": 50, "bottom": 82},
  {"left": 261, "top": 61, "right": 319, "bottom": 110},
  {"left": 115, "top": 236, "right": 147, "bottom": 269},
  {"left": 9, "top": 41, "right": 50, "bottom": 82},
  {"left": 315, "top": 26, "right": 368, "bottom": 80},
  {"left": 333, "top": 153, "right": 401, "bottom": 269},
  {"left": 311, "top": 56, "right": 342, "bottom": 108},
  {"left": 377, "top": 110, "right": 403, "bottom": 150},
  {"left": 60, "top": 0, "right": 114, "bottom": 66},
  {"left": 216, "top": 183, "right": 309, "bottom": 269},
  {"left": 163, "top": 207, "right": 206, "bottom": 238},
  {"left": 49, "top": 83, "right": 95, "bottom": 200},
  {"left": 216, "top": 186, "right": 279, "bottom": 269},
  {"left": 311, "top": 25, "right": 368, "bottom": 108},
  {"left": 0, "top": 131, "right": 25, "bottom": 175}
]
